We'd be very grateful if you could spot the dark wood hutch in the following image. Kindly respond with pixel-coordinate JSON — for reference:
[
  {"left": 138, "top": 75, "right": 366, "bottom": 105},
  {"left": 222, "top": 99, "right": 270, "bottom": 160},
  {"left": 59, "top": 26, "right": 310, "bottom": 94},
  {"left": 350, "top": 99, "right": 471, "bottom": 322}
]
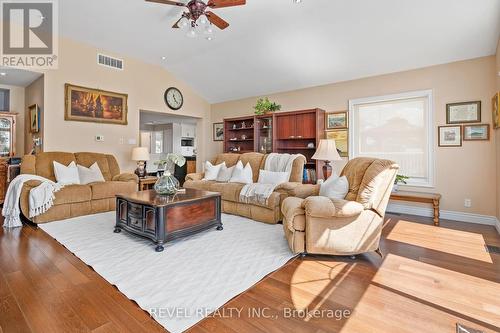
[{"left": 223, "top": 109, "right": 325, "bottom": 183}]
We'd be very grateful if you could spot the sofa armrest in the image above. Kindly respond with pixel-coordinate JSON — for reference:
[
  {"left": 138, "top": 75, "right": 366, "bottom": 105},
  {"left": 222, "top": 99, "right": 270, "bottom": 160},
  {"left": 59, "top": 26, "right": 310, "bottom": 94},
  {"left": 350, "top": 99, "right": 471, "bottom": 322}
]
[
  {"left": 274, "top": 182, "right": 303, "bottom": 195},
  {"left": 112, "top": 173, "right": 139, "bottom": 183},
  {"left": 303, "top": 197, "right": 365, "bottom": 218},
  {"left": 281, "top": 197, "right": 306, "bottom": 232},
  {"left": 20, "top": 180, "right": 43, "bottom": 220},
  {"left": 186, "top": 173, "right": 204, "bottom": 181},
  {"left": 288, "top": 184, "right": 320, "bottom": 199}
]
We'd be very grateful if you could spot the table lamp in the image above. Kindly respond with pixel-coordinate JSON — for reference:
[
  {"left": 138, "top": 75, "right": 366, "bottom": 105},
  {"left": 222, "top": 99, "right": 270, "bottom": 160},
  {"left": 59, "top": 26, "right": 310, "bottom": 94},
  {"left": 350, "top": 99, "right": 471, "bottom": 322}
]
[
  {"left": 132, "top": 147, "right": 150, "bottom": 178},
  {"left": 311, "top": 139, "right": 342, "bottom": 179}
]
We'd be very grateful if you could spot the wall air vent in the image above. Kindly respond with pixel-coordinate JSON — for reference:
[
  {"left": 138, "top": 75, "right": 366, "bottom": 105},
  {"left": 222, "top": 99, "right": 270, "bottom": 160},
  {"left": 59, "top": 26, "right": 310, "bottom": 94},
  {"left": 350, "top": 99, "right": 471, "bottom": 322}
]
[{"left": 97, "top": 54, "right": 124, "bottom": 70}]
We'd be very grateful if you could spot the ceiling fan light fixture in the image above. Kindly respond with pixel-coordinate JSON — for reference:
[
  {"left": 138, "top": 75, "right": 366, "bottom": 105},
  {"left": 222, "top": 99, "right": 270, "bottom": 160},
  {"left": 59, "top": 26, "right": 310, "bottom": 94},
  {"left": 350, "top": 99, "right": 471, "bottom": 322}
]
[
  {"left": 196, "top": 14, "right": 209, "bottom": 27},
  {"left": 204, "top": 25, "right": 214, "bottom": 35},
  {"left": 177, "top": 16, "right": 190, "bottom": 30},
  {"left": 206, "top": 36, "right": 214, "bottom": 41}
]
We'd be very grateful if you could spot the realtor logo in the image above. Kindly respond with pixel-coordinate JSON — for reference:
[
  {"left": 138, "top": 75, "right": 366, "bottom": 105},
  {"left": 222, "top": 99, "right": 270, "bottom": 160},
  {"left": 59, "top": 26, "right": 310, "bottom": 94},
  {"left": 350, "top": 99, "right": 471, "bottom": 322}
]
[{"left": 1, "top": 0, "right": 58, "bottom": 69}]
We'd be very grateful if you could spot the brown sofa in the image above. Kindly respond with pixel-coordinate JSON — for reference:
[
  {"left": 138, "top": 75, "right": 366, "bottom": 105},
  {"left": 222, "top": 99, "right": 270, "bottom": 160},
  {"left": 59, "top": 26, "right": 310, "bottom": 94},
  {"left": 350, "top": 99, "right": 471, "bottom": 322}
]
[
  {"left": 20, "top": 152, "right": 138, "bottom": 224},
  {"left": 184, "top": 153, "right": 306, "bottom": 224},
  {"left": 282, "top": 157, "right": 399, "bottom": 256}
]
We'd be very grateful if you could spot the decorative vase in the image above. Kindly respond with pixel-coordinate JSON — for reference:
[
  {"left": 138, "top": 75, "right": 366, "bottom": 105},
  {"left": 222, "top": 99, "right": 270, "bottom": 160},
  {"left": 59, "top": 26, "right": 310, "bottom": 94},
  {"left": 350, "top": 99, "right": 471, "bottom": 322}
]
[{"left": 154, "top": 171, "right": 180, "bottom": 195}]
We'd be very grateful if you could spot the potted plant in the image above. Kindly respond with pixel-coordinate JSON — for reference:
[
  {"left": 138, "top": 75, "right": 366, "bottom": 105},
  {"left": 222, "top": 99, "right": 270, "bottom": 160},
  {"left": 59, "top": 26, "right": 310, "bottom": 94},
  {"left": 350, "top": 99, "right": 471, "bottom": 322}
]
[
  {"left": 153, "top": 153, "right": 186, "bottom": 195},
  {"left": 393, "top": 175, "right": 409, "bottom": 192},
  {"left": 254, "top": 97, "right": 281, "bottom": 115}
]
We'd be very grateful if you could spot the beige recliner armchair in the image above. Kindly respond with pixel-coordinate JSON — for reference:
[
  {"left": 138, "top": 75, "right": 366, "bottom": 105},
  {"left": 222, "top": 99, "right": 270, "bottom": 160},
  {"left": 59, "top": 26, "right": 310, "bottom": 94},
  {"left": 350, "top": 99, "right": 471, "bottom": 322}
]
[{"left": 282, "top": 157, "right": 399, "bottom": 256}]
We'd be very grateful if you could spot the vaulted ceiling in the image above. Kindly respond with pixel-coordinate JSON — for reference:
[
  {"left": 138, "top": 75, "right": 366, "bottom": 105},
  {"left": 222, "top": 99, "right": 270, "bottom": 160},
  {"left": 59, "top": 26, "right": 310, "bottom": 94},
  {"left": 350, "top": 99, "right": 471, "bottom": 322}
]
[{"left": 60, "top": 0, "right": 500, "bottom": 103}]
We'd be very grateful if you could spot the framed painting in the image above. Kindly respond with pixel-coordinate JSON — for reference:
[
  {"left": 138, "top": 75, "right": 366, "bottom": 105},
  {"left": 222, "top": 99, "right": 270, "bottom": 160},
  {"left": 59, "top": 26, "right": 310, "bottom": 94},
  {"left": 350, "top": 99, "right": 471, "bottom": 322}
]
[
  {"left": 463, "top": 124, "right": 490, "bottom": 141},
  {"left": 326, "top": 111, "right": 348, "bottom": 130},
  {"left": 446, "top": 101, "right": 481, "bottom": 124},
  {"left": 65, "top": 84, "right": 128, "bottom": 125},
  {"left": 28, "top": 104, "right": 39, "bottom": 133},
  {"left": 213, "top": 122, "right": 224, "bottom": 141},
  {"left": 326, "top": 129, "right": 348, "bottom": 157},
  {"left": 438, "top": 125, "right": 462, "bottom": 147},
  {"left": 492, "top": 93, "right": 499, "bottom": 129}
]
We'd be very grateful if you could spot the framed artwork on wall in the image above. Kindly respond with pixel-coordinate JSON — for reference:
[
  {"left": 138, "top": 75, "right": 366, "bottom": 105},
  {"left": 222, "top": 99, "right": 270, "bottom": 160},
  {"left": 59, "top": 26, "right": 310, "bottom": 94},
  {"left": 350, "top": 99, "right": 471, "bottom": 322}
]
[
  {"left": 492, "top": 93, "right": 499, "bottom": 129},
  {"left": 463, "top": 124, "right": 490, "bottom": 141},
  {"left": 28, "top": 104, "right": 39, "bottom": 133},
  {"left": 446, "top": 101, "right": 481, "bottom": 124},
  {"left": 326, "top": 129, "right": 348, "bottom": 157},
  {"left": 213, "top": 122, "right": 224, "bottom": 141},
  {"left": 438, "top": 125, "right": 462, "bottom": 147},
  {"left": 326, "top": 111, "right": 348, "bottom": 130},
  {"left": 65, "top": 84, "right": 128, "bottom": 125}
]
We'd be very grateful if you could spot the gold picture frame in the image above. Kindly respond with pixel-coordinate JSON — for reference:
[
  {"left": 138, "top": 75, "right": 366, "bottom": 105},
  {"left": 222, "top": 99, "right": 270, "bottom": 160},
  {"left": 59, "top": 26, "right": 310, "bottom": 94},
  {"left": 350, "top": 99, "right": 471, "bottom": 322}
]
[
  {"left": 326, "top": 111, "right": 348, "bottom": 130},
  {"left": 492, "top": 93, "right": 499, "bottom": 129},
  {"left": 65, "top": 83, "right": 128, "bottom": 125},
  {"left": 28, "top": 104, "right": 39, "bottom": 133},
  {"left": 326, "top": 129, "right": 348, "bottom": 157}
]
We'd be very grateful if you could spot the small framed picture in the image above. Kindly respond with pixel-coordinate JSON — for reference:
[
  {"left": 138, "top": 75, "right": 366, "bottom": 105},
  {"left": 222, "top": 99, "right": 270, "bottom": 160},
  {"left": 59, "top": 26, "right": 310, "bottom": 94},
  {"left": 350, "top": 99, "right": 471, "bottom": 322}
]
[
  {"left": 29, "top": 104, "right": 39, "bottom": 133},
  {"left": 463, "top": 124, "right": 490, "bottom": 141},
  {"left": 492, "top": 93, "right": 499, "bottom": 129},
  {"left": 326, "top": 129, "right": 348, "bottom": 157},
  {"left": 326, "top": 112, "right": 348, "bottom": 130},
  {"left": 213, "top": 122, "right": 224, "bottom": 141},
  {"left": 438, "top": 125, "right": 462, "bottom": 147},
  {"left": 446, "top": 101, "right": 481, "bottom": 124}
]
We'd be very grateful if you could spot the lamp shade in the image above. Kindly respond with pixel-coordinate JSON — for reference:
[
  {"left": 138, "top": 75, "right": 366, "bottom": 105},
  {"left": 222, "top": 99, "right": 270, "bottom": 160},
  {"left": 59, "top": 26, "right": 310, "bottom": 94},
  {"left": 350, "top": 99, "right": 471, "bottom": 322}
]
[
  {"left": 312, "top": 139, "right": 342, "bottom": 161},
  {"left": 131, "top": 147, "right": 150, "bottom": 161}
]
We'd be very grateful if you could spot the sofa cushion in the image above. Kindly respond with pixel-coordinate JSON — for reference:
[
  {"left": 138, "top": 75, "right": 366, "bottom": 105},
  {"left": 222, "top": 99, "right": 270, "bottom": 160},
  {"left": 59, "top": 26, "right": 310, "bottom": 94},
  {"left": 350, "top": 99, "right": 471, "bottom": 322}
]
[
  {"left": 90, "top": 181, "right": 137, "bottom": 200},
  {"left": 35, "top": 152, "right": 76, "bottom": 181},
  {"left": 75, "top": 153, "right": 113, "bottom": 181},
  {"left": 239, "top": 152, "right": 265, "bottom": 182},
  {"left": 209, "top": 182, "right": 245, "bottom": 202},
  {"left": 53, "top": 185, "right": 92, "bottom": 205},
  {"left": 214, "top": 153, "right": 240, "bottom": 167},
  {"left": 183, "top": 180, "right": 216, "bottom": 191},
  {"left": 341, "top": 157, "right": 375, "bottom": 202}
]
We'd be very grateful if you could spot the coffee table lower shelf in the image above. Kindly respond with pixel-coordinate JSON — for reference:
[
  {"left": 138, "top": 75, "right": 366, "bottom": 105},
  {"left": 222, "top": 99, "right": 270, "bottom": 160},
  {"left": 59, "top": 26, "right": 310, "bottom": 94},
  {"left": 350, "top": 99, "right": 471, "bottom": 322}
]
[{"left": 114, "top": 189, "right": 222, "bottom": 252}]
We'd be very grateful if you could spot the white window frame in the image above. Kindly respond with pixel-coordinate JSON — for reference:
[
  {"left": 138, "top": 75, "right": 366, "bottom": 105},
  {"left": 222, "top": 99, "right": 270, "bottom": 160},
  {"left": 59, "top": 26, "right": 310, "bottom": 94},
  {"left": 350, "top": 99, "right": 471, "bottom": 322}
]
[{"left": 348, "top": 89, "right": 435, "bottom": 188}]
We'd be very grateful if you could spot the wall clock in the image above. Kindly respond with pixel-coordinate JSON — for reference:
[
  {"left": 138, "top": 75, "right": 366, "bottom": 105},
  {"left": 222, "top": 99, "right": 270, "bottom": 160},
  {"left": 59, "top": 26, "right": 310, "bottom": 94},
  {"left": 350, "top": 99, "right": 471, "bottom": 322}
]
[{"left": 164, "top": 87, "right": 183, "bottom": 110}]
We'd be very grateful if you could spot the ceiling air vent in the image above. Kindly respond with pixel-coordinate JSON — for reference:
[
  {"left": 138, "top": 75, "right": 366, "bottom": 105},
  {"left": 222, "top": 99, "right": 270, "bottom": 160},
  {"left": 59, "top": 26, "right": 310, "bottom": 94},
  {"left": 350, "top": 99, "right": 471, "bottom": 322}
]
[{"left": 97, "top": 54, "right": 124, "bottom": 70}]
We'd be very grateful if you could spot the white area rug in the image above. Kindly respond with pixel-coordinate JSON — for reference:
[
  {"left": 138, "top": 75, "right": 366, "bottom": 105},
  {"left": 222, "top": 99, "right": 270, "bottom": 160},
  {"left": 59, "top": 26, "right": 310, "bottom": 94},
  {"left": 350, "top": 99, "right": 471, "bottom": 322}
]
[{"left": 39, "top": 212, "right": 295, "bottom": 333}]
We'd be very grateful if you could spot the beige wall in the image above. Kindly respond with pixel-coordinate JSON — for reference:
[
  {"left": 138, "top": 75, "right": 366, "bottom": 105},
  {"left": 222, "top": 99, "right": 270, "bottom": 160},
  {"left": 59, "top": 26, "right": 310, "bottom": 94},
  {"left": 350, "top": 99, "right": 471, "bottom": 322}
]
[
  {"left": 210, "top": 56, "right": 498, "bottom": 217},
  {"left": 25, "top": 76, "right": 44, "bottom": 154},
  {"left": 496, "top": 40, "right": 500, "bottom": 220},
  {"left": 0, "top": 84, "right": 25, "bottom": 156},
  {"left": 41, "top": 38, "right": 210, "bottom": 172}
]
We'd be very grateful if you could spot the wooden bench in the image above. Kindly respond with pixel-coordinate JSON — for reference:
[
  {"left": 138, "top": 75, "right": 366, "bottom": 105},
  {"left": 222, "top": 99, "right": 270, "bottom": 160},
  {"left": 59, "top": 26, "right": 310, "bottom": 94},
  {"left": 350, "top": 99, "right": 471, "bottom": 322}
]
[{"left": 389, "top": 191, "right": 442, "bottom": 226}]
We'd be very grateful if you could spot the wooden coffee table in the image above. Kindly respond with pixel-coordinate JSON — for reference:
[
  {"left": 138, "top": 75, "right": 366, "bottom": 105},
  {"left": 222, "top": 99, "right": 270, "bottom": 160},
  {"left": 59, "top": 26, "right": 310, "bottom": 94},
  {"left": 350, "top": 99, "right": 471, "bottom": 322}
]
[{"left": 114, "top": 189, "right": 222, "bottom": 252}]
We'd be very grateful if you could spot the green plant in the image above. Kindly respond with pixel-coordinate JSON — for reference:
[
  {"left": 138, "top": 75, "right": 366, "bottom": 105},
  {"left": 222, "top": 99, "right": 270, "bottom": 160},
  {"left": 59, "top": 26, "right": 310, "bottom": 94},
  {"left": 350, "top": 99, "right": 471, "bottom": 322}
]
[
  {"left": 154, "top": 153, "right": 186, "bottom": 172},
  {"left": 395, "top": 175, "right": 410, "bottom": 185},
  {"left": 254, "top": 97, "right": 281, "bottom": 115}
]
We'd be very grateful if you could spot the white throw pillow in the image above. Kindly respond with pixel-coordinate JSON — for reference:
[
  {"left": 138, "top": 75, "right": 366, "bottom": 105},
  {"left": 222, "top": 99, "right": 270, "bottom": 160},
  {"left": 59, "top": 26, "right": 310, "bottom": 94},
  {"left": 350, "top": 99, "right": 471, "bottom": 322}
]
[
  {"left": 258, "top": 170, "right": 289, "bottom": 185},
  {"left": 203, "top": 161, "right": 225, "bottom": 181},
  {"left": 319, "top": 173, "right": 349, "bottom": 199},
  {"left": 216, "top": 164, "right": 235, "bottom": 182},
  {"left": 77, "top": 162, "right": 105, "bottom": 184},
  {"left": 229, "top": 161, "right": 253, "bottom": 184},
  {"left": 53, "top": 161, "right": 80, "bottom": 185}
]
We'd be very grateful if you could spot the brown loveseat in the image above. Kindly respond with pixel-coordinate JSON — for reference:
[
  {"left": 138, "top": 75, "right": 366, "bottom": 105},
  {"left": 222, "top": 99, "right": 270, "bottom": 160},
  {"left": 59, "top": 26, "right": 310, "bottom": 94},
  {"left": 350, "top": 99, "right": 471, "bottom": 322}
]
[
  {"left": 20, "top": 152, "right": 138, "bottom": 224},
  {"left": 184, "top": 153, "right": 306, "bottom": 224}
]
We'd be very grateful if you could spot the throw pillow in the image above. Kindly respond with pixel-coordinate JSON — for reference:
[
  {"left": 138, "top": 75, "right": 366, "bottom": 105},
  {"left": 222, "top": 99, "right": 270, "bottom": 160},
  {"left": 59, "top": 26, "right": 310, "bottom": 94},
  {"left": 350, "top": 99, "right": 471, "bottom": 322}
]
[
  {"left": 258, "top": 170, "right": 289, "bottom": 185},
  {"left": 77, "top": 162, "right": 105, "bottom": 184},
  {"left": 203, "top": 161, "right": 225, "bottom": 181},
  {"left": 216, "top": 164, "right": 235, "bottom": 182},
  {"left": 53, "top": 161, "right": 80, "bottom": 185},
  {"left": 319, "top": 173, "right": 349, "bottom": 200},
  {"left": 229, "top": 161, "right": 253, "bottom": 184}
]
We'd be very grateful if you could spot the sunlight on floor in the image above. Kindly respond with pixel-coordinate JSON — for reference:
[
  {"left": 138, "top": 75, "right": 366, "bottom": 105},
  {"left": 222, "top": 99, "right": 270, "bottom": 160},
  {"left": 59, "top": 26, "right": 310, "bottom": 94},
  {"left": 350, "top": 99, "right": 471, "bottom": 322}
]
[
  {"left": 386, "top": 220, "right": 493, "bottom": 263},
  {"left": 372, "top": 253, "right": 500, "bottom": 328}
]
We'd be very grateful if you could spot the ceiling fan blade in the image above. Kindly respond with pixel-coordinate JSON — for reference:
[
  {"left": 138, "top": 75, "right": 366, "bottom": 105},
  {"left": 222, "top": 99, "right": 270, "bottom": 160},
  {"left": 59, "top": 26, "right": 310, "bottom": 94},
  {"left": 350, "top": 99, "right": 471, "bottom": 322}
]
[
  {"left": 145, "top": 0, "right": 186, "bottom": 7},
  {"left": 172, "top": 17, "right": 182, "bottom": 28},
  {"left": 207, "top": 0, "right": 245, "bottom": 8},
  {"left": 206, "top": 11, "right": 229, "bottom": 30}
]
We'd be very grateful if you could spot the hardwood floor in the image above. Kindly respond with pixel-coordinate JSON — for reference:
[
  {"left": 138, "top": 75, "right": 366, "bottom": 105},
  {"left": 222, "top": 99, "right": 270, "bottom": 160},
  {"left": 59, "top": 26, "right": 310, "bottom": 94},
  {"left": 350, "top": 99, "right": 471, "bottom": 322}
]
[{"left": 1, "top": 213, "right": 499, "bottom": 333}]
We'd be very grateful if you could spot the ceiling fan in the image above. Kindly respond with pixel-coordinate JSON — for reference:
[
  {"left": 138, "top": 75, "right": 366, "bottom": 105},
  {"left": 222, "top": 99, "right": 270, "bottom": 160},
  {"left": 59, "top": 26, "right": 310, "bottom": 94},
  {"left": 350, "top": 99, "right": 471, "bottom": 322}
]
[{"left": 146, "top": 0, "right": 246, "bottom": 37}]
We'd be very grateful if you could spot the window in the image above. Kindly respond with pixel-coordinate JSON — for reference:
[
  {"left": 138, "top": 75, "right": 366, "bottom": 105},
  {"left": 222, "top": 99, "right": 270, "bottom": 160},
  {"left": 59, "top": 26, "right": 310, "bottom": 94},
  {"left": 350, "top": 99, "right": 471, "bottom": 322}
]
[{"left": 349, "top": 90, "right": 434, "bottom": 187}]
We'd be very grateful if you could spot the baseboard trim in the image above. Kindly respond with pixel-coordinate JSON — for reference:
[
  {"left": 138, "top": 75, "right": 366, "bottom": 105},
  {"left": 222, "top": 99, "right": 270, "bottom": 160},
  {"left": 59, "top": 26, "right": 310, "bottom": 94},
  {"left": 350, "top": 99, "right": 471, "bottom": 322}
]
[{"left": 387, "top": 203, "right": 499, "bottom": 228}]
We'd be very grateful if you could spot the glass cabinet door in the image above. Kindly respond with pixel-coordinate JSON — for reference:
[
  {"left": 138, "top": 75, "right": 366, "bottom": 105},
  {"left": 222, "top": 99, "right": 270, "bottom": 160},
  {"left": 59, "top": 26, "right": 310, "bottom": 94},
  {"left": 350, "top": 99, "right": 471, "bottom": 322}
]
[
  {"left": 0, "top": 117, "right": 12, "bottom": 157},
  {"left": 256, "top": 116, "right": 273, "bottom": 154}
]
